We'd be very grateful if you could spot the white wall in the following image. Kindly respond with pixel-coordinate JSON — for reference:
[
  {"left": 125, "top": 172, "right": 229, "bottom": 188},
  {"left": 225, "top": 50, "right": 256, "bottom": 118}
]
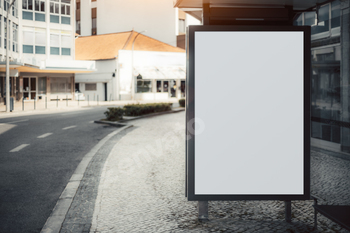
[
  {"left": 80, "top": 0, "right": 177, "bottom": 46},
  {"left": 117, "top": 50, "right": 186, "bottom": 100},
  {"left": 75, "top": 59, "right": 116, "bottom": 100}
]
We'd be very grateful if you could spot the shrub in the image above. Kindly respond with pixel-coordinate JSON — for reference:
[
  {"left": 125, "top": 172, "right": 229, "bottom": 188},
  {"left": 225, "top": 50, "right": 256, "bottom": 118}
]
[
  {"left": 179, "top": 99, "right": 185, "bottom": 107},
  {"left": 123, "top": 103, "right": 172, "bottom": 116},
  {"left": 104, "top": 107, "right": 124, "bottom": 121}
]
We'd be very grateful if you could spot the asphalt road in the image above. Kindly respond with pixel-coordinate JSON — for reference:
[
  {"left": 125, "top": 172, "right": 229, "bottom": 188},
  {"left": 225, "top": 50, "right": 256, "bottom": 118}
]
[{"left": 0, "top": 107, "right": 118, "bottom": 233}]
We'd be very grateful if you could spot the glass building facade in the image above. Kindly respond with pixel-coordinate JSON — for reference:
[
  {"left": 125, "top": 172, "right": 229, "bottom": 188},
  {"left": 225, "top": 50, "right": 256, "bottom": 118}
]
[{"left": 295, "top": 0, "right": 350, "bottom": 153}]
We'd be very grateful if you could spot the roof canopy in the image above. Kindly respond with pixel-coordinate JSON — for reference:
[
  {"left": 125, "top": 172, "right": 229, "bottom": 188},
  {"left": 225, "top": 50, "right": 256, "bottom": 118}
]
[
  {"left": 75, "top": 30, "right": 185, "bottom": 61},
  {"left": 175, "top": 0, "right": 333, "bottom": 10}
]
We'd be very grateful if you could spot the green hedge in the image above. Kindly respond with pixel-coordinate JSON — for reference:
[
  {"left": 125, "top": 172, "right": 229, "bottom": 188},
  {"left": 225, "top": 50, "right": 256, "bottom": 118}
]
[
  {"left": 104, "top": 103, "right": 172, "bottom": 120},
  {"left": 179, "top": 99, "right": 185, "bottom": 107},
  {"left": 123, "top": 103, "right": 172, "bottom": 116},
  {"left": 104, "top": 107, "right": 124, "bottom": 121}
]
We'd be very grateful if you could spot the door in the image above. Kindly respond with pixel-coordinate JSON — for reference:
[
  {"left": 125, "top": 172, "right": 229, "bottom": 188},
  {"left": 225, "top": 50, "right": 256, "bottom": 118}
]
[{"left": 23, "top": 77, "right": 37, "bottom": 100}]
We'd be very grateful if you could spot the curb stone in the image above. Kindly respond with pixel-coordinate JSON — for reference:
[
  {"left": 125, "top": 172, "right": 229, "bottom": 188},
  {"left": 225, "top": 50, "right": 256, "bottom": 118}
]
[{"left": 40, "top": 124, "right": 133, "bottom": 233}]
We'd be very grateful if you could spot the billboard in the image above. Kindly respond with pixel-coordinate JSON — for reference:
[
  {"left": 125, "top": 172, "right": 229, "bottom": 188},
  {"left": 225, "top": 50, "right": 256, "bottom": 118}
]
[{"left": 186, "top": 26, "right": 310, "bottom": 201}]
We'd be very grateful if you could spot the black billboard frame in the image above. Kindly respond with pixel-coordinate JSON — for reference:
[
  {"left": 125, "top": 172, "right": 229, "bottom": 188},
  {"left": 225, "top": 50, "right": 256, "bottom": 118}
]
[{"left": 186, "top": 25, "right": 311, "bottom": 201}]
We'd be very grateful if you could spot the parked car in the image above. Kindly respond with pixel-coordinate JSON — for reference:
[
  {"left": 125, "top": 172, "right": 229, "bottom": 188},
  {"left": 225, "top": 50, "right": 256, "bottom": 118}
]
[{"left": 75, "top": 89, "right": 85, "bottom": 101}]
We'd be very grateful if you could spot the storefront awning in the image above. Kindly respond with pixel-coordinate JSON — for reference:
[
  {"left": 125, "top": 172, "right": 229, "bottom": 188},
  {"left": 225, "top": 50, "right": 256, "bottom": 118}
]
[
  {"left": 133, "top": 66, "right": 186, "bottom": 80},
  {"left": 0, "top": 60, "right": 96, "bottom": 74}
]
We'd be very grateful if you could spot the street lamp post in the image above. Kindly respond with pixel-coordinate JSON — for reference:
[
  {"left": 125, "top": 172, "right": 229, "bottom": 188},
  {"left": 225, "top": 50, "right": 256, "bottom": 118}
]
[
  {"left": 131, "top": 30, "right": 146, "bottom": 100},
  {"left": 5, "top": 0, "right": 16, "bottom": 112}
]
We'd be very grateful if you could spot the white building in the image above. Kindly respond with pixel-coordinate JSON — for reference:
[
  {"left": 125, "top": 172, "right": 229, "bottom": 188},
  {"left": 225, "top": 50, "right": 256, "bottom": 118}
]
[
  {"left": 0, "top": 0, "right": 94, "bottom": 104},
  {"left": 76, "top": 0, "right": 200, "bottom": 48},
  {"left": 75, "top": 30, "right": 185, "bottom": 101}
]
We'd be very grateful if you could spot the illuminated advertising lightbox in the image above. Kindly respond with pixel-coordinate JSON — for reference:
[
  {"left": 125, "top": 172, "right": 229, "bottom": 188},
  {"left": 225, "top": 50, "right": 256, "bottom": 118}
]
[{"left": 186, "top": 26, "right": 310, "bottom": 201}]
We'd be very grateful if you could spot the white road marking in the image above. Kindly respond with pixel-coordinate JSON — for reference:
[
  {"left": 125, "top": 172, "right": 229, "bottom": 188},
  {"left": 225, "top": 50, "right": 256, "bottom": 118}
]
[
  {"left": 89, "top": 121, "right": 94, "bottom": 123},
  {"left": 0, "top": 119, "right": 28, "bottom": 125},
  {"left": 10, "top": 144, "right": 30, "bottom": 152},
  {"left": 61, "top": 112, "right": 81, "bottom": 116},
  {"left": 37, "top": 133, "right": 53, "bottom": 138},
  {"left": 62, "top": 125, "right": 77, "bottom": 130}
]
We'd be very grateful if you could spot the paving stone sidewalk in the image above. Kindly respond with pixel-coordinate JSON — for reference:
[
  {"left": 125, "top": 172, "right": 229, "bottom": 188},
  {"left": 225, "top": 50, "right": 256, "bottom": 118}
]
[{"left": 61, "top": 111, "right": 350, "bottom": 233}]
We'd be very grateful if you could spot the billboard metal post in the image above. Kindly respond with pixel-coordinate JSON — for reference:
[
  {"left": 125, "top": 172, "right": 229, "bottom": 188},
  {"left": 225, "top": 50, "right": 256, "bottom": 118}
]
[
  {"left": 285, "top": 200, "right": 292, "bottom": 223},
  {"left": 198, "top": 201, "right": 209, "bottom": 222}
]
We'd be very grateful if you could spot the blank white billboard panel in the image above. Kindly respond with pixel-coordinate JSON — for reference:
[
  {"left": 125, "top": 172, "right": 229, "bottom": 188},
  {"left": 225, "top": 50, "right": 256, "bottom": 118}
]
[{"left": 194, "top": 31, "right": 304, "bottom": 195}]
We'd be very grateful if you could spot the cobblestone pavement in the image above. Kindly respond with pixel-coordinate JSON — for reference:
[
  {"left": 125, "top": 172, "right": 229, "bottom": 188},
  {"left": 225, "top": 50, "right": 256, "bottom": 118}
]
[{"left": 63, "top": 111, "right": 350, "bottom": 233}]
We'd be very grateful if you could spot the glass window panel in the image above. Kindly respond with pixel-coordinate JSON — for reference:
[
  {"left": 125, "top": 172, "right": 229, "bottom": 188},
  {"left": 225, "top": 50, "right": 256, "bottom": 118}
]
[
  {"left": 331, "top": 0, "right": 340, "bottom": 28},
  {"left": 35, "top": 0, "right": 39, "bottom": 11},
  {"left": 23, "top": 31, "right": 34, "bottom": 44},
  {"left": 23, "top": 45, "right": 33, "bottom": 53},
  {"left": 28, "top": 0, "right": 32, "bottom": 9},
  {"left": 35, "top": 12, "right": 45, "bottom": 21},
  {"left": 304, "top": 12, "right": 315, "bottom": 26},
  {"left": 30, "top": 78, "right": 36, "bottom": 91},
  {"left": 85, "top": 83, "right": 96, "bottom": 91},
  {"left": 61, "top": 48, "right": 70, "bottom": 55},
  {"left": 61, "top": 35, "right": 70, "bottom": 47},
  {"left": 61, "top": 4, "right": 65, "bottom": 14},
  {"left": 66, "top": 5, "right": 70, "bottom": 15},
  {"left": 50, "top": 34, "right": 59, "bottom": 46},
  {"left": 50, "top": 47, "right": 59, "bottom": 55},
  {"left": 157, "top": 80, "right": 162, "bottom": 92},
  {"left": 163, "top": 81, "right": 168, "bottom": 92},
  {"left": 92, "top": 18, "right": 96, "bottom": 28},
  {"left": 38, "top": 77, "right": 46, "bottom": 94},
  {"left": 61, "top": 0, "right": 70, "bottom": 3},
  {"left": 294, "top": 14, "right": 302, "bottom": 26},
  {"left": 22, "top": 11, "right": 33, "bottom": 20},
  {"left": 50, "top": 2, "right": 54, "bottom": 12},
  {"left": 35, "top": 45, "right": 45, "bottom": 54},
  {"left": 40, "top": 1, "right": 45, "bottom": 12},
  {"left": 23, "top": 0, "right": 27, "bottom": 9},
  {"left": 50, "top": 14, "right": 59, "bottom": 23},
  {"left": 61, "top": 16, "right": 70, "bottom": 24},
  {"left": 35, "top": 32, "right": 46, "bottom": 45},
  {"left": 54, "top": 2, "right": 59, "bottom": 13}
]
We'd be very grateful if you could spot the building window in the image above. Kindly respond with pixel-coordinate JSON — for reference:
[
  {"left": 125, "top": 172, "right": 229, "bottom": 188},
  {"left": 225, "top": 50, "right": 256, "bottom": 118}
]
[
  {"left": 92, "top": 7, "right": 97, "bottom": 35},
  {"left": 23, "top": 0, "right": 43, "bottom": 21},
  {"left": 331, "top": 1, "right": 340, "bottom": 28},
  {"left": 61, "top": 35, "right": 71, "bottom": 56},
  {"left": 76, "top": 0, "right": 80, "bottom": 34},
  {"left": 12, "top": 23, "right": 17, "bottom": 52},
  {"left": 23, "top": 27, "right": 46, "bottom": 54},
  {"left": 50, "top": 34, "right": 59, "bottom": 55},
  {"left": 61, "top": 0, "right": 70, "bottom": 15},
  {"left": 61, "top": 16, "right": 70, "bottom": 24},
  {"left": 178, "top": 19, "right": 185, "bottom": 34},
  {"left": 4, "top": 17, "right": 7, "bottom": 49},
  {"left": 137, "top": 80, "right": 152, "bottom": 93},
  {"left": 85, "top": 83, "right": 97, "bottom": 91},
  {"left": 50, "top": 0, "right": 59, "bottom": 14},
  {"left": 34, "top": 0, "right": 45, "bottom": 12},
  {"left": 23, "top": 0, "right": 33, "bottom": 10},
  {"left": 50, "top": 77, "right": 71, "bottom": 93}
]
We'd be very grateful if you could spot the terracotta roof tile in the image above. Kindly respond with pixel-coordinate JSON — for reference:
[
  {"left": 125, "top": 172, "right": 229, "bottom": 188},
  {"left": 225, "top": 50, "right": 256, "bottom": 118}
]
[{"left": 75, "top": 31, "right": 185, "bottom": 61}]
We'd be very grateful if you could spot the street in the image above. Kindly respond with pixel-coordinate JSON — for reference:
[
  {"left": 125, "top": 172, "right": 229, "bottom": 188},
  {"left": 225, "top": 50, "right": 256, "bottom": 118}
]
[{"left": 0, "top": 107, "right": 117, "bottom": 233}]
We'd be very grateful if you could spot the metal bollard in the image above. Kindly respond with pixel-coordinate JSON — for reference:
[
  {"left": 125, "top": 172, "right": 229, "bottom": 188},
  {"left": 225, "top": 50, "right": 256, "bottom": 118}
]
[
  {"left": 78, "top": 95, "right": 80, "bottom": 106},
  {"left": 97, "top": 95, "right": 99, "bottom": 105},
  {"left": 45, "top": 96, "right": 47, "bottom": 109},
  {"left": 109, "top": 93, "right": 112, "bottom": 102},
  {"left": 57, "top": 96, "right": 58, "bottom": 107},
  {"left": 34, "top": 97, "right": 36, "bottom": 110},
  {"left": 66, "top": 95, "right": 68, "bottom": 107},
  {"left": 22, "top": 97, "right": 24, "bottom": 111}
]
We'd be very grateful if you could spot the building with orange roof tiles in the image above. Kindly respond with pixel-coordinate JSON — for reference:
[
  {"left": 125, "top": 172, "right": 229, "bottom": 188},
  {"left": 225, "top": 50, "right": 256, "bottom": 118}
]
[{"left": 75, "top": 31, "right": 186, "bottom": 101}]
